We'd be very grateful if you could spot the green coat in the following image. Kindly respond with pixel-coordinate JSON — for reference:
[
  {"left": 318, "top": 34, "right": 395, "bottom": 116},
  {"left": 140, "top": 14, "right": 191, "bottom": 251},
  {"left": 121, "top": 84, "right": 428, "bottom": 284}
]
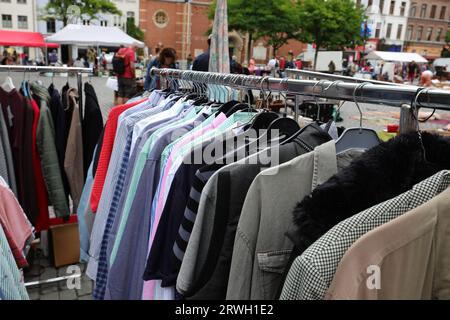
[{"left": 31, "top": 82, "right": 70, "bottom": 218}]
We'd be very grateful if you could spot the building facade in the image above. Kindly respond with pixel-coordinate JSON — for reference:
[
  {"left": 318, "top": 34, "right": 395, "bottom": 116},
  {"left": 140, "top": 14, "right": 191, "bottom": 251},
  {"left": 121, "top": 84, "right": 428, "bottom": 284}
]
[
  {"left": 356, "top": 0, "right": 411, "bottom": 51},
  {"left": 36, "top": 0, "right": 140, "bottom": 36},
  {"left": 403, "top": 0, "right": 450, "bottom": 59},
  {"left": 139, "top": 0, "right": 307, "bottom": 67},
  {"left": 1, "top": 0, "right": 37, "bottom": 32}
]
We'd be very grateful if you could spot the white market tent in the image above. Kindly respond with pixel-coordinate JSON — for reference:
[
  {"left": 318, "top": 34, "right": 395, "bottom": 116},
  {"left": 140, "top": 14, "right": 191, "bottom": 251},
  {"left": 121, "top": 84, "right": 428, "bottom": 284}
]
[
  {"left": 45, "top": 24, "right": 144, "bottom": 47},
  {"left": 364, "top": 51, "right": 428, "bottom": 63},
  {"left": 433, "top": 58, "right": 450, "bottom": 69}
]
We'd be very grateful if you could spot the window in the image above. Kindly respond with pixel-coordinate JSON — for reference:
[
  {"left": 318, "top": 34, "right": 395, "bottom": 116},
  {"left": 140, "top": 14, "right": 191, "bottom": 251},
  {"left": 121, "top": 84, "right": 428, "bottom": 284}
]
[
  {"left": 356, "top": 0, "right": 361, "bottom": 6},
  {"left": 396, "top": 24, "right": 403, "bottom": 39},
  {"left": 2, "top": 15, "right": 12, "bottom": 28},
  {"left": 153, "top": 10, "right": 168, "bottom": 28},
  {"left": 17, "top": 0, "right": 26, "bottom": 3},
  {"left": 430, "top": 5, "right": 437, "bottom": 18},
  {"left": 400, "top": 2, "right": 406, "bottom": 16},
  {"left": 0, "top": 0, "right": 12, "bottom": 3},
  {"left": 46, "top": 18, "right": 56, "bottom": 33},
  {"left": 386, "top": 23, "right": 392, "bottom": 38},
  {"left": 425, "top": 27, "right": 433, "bottom": 41},
  {"left": 389, "top": 1, "right": 395, "bottom": 15},
  {"left": 127, "top": 11, "right": 135, "bottom": 18},
  {"left": 82, "top": 19, "right": 89, "bottom": 25},
  {"left": 410, "top": 2, "right": 417, "bottom": 17},
  {"left": 406, "top": 25, "right": 413, "bottom": 40},
  {"left": 436, "top": 28, "right": 443, "bottom": 42},
  {"left": 18, "top": 15, "right": 28, "bottom": 29},
  {"left": 100, "top": 20, "right": 107, "bottom": 26},
  {"left": 440, "top": 6, "right": 447, "bottom": 19},
  {"left": 416, "top": 26, "right": 423, "bottom": 41},
  {"left": 420, "top": 4, "right": 427, "bottom": 18},
  {"left": 379, "top": 0, "right": 385, "bottom": 14},
  {"left": 368, "top": 0, "right": 373, "bottom": 7},
  {"left": 375, "top": 22, "right": 382, "bottom": 38}
]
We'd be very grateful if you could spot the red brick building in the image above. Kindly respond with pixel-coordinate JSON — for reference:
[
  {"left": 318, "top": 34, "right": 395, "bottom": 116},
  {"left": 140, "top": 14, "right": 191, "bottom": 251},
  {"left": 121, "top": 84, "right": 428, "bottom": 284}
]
[{"left": 139, "top": 0, "right": 307, "bottom": 67}]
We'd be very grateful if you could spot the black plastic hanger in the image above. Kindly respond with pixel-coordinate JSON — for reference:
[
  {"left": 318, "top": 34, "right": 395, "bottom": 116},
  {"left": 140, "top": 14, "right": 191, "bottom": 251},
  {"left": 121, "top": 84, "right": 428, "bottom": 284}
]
[
  {"left": 249, "top": 111, "right": 279, "bottom": 131},
  {"left": 266, "top": 117, "right": 300, "bottom": 141},
  {"left": 215, "top": 100, "right": 240, "bottom": 115},
  {"left": 335, "top": 82, "right": 380, "bottom": 153}
]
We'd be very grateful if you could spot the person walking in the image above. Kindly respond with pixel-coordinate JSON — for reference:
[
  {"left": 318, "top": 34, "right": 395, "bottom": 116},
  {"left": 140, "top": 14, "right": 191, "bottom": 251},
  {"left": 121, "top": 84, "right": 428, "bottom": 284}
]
[
  {"left": 113, "top": 43, "right": 139, "bottom": 105},
  {"left": 192, "top": 36, "right": 211, "bottom": 72},
  {"left": 407, "top": 60, "right": 418, "bottom": 84}
]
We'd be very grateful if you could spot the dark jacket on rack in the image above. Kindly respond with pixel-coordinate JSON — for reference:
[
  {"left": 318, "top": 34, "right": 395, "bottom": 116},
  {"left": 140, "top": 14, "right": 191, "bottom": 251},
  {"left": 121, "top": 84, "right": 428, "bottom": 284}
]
[
  {"left": 31, "top": 82, "right": 70, "bottom": 218},
  {"left": 286, "top": 132, "right": 450, "bottom": 259},
  {"left": 82, "top": 82, "right": 103, "bottom": 178},
  {"left": 48, "top": 84, "right": 70, "bottom": 200}
]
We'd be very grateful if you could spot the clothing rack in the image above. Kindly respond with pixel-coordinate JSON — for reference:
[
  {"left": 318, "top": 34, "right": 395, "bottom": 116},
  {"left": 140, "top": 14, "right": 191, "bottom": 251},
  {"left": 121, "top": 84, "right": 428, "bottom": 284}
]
[
  {"left": 152, "top": 68, "right": 450, "bottom": 133},
  {"left": 285, "top": 68, "right": 404, "bottom": 86},
  {"left": 0, "top": 65, "right": 91, "bottom": 289},
  {"left": 0, "top": 65, "right": 93, "bottom": 121}
]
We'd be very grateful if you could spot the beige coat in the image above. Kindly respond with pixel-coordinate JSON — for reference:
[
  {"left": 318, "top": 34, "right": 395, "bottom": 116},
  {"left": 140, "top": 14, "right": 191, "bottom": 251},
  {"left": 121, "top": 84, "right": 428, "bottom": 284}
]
[
  {"left": 64, "top": 88, "right": 84, "bottom": 213},
  {"left": 325, "top": 186, "right": 450, "bottom": 300}
]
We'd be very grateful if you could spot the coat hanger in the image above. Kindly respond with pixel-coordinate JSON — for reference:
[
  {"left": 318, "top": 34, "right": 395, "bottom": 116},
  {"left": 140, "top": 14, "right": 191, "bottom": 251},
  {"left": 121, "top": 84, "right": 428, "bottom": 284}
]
[
  {"left": 265, "top": 78, "right": 300, "bottom": 141},
  {"left": 1, "top": 67, "right": 15, "bottom": 92},
  {"left": 249, "top": 76, "right": 279, "bottom": 131},
  {"left": 335, "top": 82, "right": 380, "bottom": 154}
]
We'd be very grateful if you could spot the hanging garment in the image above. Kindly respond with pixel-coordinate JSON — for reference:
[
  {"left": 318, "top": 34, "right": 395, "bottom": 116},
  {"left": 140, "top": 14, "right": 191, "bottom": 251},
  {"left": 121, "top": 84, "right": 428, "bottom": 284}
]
[
  {"left": 143, "top": 112, "right": 256, "bottom": 299},
  {"left": 29, "top": 98, "right": 50, "bottom": 232},
  {"left": 0, "top": 109, "right": 16, "bottom": 197},
  {"left": 89, "top": 98, "right": 147, "bottom": 213},
  {"left": 0, "top": 224, "right": 29, "bottom": 300},
  {"left": 87, "top": 94, "right": 175, "bottom": 282},
  {"left": 78, "top": 154, "right": 96, "bottom": 263},
  {"left": 0, "top": 177, "right": 34, "bottom": 268},
  {"left": 64, "top": 88, "right": 84, "bottom": 213},
  {"left": 280, "top": 170, "right": 450, "bottom": 300},
  {"left": 0, "top": 87, "right": 38, "bottom": 224},
  {"left": 103, "top": 110, "right": 220, "bottom": 300},
  {"left": 99, "top": 109, "right": 203, "bottom": 300},
  {"left": 176, "top": 124, "right": 333, "bottom": 298},
  {"left": 325, "top": 183, "right": 450, "bottom": 300},
  {"left": 283, "top": 132, "right": 450, "bottom": 277},
  {"left": 92, "top": 97, "right": 194, "bottom": 298},
  {"left": 225, "top": 141, "right": 364, "bottom": 301},
  {"left": 82, "top": 82, "right": 103, "bottom": 178},
  {"left": 92, "top": 127, "right": 105, "bottom": 178},
  {"left": 48, "top": 84, "right": 70, "bottom": 201},
  {"left": 32, "top": 82, "right": 70, "bottom": 219},
  {"left": 0, "top": 122, "right": 9, "bottom": 186}
]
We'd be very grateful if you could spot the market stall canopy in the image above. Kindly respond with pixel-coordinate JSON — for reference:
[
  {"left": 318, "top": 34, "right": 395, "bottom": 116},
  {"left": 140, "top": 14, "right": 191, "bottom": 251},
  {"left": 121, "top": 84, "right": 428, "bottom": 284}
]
[
  {"left": 433, "top": 58, "right": 450, "bottom": 69},
  {"left": 45, "top": 24, "right": 145, "bottom": 47},
  {"left": 0, "top": 30, "right": 59, "bottom": 48},
  {"left": 364, "top": 51, "right": 428, "bottom": 63}
]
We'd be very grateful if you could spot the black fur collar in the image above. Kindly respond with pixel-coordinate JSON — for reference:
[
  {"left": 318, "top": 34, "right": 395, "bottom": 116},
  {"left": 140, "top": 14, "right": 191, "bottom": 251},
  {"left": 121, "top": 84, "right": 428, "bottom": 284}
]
[{"left": 286, "top": 132, "right": 450, "bottom": 254}]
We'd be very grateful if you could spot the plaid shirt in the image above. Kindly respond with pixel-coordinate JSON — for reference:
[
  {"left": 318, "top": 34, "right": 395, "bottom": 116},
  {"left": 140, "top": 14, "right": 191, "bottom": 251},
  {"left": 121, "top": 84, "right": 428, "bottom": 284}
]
[{"left": 280, "top": 170, "right": 450, "bottom": 300}]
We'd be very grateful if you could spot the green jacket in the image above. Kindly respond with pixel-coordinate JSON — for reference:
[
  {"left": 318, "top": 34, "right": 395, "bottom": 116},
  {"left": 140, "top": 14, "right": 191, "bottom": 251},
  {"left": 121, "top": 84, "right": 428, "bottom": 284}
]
[{"left": 31, "top": 82, "right": 70, "bottom": 218}]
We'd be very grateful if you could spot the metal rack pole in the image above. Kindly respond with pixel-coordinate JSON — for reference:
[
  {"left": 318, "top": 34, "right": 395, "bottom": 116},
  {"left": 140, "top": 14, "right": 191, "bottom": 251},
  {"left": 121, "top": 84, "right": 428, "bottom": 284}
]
[
  {"left": 285, "top": 68, "right": 405, "bottom": 86},
  {"left": 152, "top": 68, "right": 450, "bottom": 111}
]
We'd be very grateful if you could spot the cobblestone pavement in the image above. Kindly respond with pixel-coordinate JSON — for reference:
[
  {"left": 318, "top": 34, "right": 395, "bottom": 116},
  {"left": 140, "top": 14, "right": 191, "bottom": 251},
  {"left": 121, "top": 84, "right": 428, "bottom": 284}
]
[{"left": 24, "top": 249, "right": 92, "bottom": 300}]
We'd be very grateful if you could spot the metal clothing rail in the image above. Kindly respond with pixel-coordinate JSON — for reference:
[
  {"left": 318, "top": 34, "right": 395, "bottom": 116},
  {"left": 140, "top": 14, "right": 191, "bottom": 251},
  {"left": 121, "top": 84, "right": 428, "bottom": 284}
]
[
  {"left": 285, "top": 68, "right": 405, "bottom": 87},
  {"left": 0, "top": 65, "right": 93, "bottom": 121},
  {"left": 0, "top": 65, "right": 93, "bottom": 289},
  {"left": 151, "top": 68, "right": 450, "bottom": 112}
]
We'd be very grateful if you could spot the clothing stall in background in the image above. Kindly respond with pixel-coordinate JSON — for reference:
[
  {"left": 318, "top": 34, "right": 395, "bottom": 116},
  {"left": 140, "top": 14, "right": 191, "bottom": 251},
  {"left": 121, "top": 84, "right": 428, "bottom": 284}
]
[{"left": 0, "top": 65, "right": 103, "bottom": 297}]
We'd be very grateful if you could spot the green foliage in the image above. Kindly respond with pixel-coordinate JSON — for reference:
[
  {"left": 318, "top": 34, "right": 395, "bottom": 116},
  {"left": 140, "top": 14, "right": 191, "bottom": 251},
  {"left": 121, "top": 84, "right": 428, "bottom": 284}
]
[
  {"left": 126, "top": 17, "right": 144, "bottom": 41},
  {"left": 446, "top": 29, "right": 450, "bottom": 45},
  {"left": 295, "top": 0, "right": 365, "bottom": 69},
  {"left": 43, "top": 0, "right": 122, "bottom": 26},
  {"left": 209, "top": 0, "right": 300, "bottom": 53}
]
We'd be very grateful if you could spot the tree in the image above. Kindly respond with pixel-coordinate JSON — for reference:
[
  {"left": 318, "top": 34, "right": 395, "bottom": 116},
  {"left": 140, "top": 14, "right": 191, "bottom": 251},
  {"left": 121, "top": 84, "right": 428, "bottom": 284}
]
[
  {"left": 42, "top": 0, "right": 122, "bottom": 26},
  {"left": 126, "top": 17, "right": 144, "bottom": 41},
  {"left": 209, "top": 0, "right": 300, "bottom": 59},
  {"left": 446, "top": 29, "right": 450, "bottom": 45},
  {"left": 295, "top": 0, "right": 365, "bottom": 70}
]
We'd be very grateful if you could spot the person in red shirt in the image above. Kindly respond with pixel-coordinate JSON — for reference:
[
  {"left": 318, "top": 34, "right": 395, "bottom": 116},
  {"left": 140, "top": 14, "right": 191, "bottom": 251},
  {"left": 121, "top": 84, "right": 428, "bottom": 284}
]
[{"left": 117, "top": 43, "right": 139, "bottom": 105}]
